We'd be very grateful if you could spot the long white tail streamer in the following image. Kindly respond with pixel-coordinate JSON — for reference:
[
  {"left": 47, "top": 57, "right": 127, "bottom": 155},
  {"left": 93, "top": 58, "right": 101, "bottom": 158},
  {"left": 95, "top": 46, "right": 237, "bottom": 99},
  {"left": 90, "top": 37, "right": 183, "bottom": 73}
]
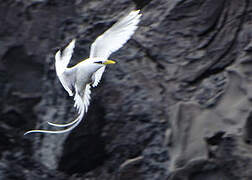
[{"left": 24, "top": 106, "right": 84, "bottom": 135}]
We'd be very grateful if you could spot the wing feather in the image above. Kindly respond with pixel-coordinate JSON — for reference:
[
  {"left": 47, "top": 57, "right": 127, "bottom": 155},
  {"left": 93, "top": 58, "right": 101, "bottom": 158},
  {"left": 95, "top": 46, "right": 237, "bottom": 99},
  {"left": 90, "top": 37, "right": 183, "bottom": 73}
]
[
  {"left": 90, "top": 10, "right": 141, "bottom": 59},
  {"left": 89, "top": 10, "right": 141, "bottom": 87},
  {"left": 92, "top": 66, "right": 106, "bottom": 87},
  {"left": 55, "top": 39, "right": 76, "bottom": 96}
]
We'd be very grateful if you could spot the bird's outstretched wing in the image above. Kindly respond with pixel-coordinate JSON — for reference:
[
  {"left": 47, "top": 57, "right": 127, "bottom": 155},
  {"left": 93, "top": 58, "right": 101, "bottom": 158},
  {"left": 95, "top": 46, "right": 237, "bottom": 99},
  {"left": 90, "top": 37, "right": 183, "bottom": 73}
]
[
  {"left": 92, "top": 66, "right": 106, "bottom": 87},
  {"left": 24, "top": 84, "right": 91, "bottom": 134},
  {"left": 55, "top": 39, "right": 76, "bottom": 96},
  {"left": 89, "top": 10, "right": 141, "bottom": 87},
  {"left": 90, "top": 10, "right": 141, "bottom": 59}
]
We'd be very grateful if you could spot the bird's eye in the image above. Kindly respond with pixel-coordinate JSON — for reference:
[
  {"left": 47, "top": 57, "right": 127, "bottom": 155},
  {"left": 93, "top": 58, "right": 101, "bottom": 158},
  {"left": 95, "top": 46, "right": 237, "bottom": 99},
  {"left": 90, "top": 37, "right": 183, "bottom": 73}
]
[{"left": 95, "top": 61, "right": 103, "bottom": 64}]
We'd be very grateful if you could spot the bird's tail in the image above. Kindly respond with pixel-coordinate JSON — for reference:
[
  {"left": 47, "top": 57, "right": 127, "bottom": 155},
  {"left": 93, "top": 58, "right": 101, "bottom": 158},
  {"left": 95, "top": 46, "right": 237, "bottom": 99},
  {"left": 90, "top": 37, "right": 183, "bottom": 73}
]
[
  {"left": 47, "top": 92, "right": 84, "bottom": 128},
  {"left": 24, "top": 93, "right": 85, "bottom": 135},
  {"left": 47, "top": 83, "right": 91, "bottom": 128}
]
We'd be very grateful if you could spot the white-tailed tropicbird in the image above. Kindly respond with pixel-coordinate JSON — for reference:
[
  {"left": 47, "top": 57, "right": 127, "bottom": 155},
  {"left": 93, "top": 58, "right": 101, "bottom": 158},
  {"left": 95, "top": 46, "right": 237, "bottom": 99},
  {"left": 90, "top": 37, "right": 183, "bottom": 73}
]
[{"left": 25, "top": 10, "right": 141, "bottom": 134}]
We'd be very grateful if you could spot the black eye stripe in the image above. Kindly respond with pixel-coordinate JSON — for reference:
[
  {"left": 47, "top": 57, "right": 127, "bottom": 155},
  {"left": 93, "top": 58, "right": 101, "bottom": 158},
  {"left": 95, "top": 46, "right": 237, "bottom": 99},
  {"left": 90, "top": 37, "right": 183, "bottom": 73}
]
[{"left": 96, "top": 61, "right": 103, "bottom": 64}]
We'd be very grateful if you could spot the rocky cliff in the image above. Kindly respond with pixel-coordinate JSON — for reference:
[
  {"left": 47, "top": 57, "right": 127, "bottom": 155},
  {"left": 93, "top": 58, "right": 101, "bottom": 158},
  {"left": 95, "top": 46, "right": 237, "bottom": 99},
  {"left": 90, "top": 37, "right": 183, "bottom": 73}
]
[{"left": 1, "top": 0, "right": 252, "bottom": 179}]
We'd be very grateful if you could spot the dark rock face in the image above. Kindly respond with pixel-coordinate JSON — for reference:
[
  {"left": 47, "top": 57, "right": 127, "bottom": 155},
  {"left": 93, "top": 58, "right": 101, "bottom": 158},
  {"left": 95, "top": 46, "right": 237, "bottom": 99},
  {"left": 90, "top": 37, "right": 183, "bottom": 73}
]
[{"left": 1, "top": 0, "right": 252, "bottom": 179}]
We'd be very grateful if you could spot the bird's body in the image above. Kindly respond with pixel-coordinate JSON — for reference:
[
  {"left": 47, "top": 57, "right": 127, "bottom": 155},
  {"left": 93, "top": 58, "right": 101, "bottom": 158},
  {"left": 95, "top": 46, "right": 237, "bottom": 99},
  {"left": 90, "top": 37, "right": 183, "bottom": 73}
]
[{"left": 25, "top": 10, "right": 141, "bottom": 135}]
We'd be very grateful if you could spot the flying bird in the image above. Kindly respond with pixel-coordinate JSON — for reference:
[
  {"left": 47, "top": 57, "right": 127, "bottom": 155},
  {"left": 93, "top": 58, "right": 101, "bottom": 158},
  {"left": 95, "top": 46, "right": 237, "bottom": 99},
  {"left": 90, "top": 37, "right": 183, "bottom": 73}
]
[{"left": 25, "top": 10, "right": 142, "bottom": 135}]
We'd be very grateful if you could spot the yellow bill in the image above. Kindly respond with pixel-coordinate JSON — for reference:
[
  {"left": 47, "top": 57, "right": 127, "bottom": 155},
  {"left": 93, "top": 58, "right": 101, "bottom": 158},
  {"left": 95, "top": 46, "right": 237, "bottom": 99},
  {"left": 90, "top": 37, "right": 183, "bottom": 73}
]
[{"left": 103, "top": 60, "right": 116, "bottom": 65}]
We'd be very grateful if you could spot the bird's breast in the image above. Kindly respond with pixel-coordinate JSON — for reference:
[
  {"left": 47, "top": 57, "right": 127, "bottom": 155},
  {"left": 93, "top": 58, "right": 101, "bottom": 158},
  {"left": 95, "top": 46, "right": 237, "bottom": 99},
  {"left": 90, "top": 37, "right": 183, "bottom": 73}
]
[{"left": 75, "top": 63, "right": 102, "bottom": 87}]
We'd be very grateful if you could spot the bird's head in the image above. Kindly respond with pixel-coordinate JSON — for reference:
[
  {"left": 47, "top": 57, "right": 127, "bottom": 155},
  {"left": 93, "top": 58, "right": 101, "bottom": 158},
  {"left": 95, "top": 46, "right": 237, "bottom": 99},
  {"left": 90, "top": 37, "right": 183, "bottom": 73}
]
[{"left": 94, "top": 59, "right": 116, "bottom": 65}]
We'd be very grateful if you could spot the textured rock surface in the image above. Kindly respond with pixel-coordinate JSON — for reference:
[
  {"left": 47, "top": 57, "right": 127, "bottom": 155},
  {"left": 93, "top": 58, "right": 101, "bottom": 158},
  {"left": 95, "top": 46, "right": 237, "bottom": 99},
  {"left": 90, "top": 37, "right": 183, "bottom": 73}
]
[{"left": 1, "top": 0, "right": 252, "bottom": 179}]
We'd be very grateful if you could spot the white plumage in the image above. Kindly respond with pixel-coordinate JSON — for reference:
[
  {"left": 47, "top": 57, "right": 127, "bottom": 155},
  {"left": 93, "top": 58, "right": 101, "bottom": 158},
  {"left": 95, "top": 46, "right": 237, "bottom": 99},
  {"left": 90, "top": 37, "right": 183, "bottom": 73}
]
[
  {"left": 25, "top": 10, "right": 141, "bottom": 135},
  {"left": 90, "top": 10, "right": 141, "bottom": 59},
  {"left": 55, "top": 39, "right": 76, "bottom": 96}
]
